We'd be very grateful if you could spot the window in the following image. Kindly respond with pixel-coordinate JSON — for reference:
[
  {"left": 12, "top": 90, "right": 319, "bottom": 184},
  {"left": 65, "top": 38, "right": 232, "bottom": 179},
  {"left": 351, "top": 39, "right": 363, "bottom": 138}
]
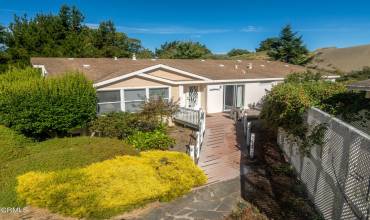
[
  {"left": 149, "top": 88, "right": 169, "bottom": 101},
  {"left": 97, "top": 90, "right": 121, "bottom": 114},
  {"left": 97, "top": 87, "right": 170, "bottom": 114},
  {"left": 124, "top": 89, "right": 146, "bottom": 112}
]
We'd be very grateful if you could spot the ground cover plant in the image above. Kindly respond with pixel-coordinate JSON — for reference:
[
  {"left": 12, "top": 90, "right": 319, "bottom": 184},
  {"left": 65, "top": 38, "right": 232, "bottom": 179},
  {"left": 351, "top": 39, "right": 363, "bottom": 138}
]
[
  {"left": 0, "top": 125, "right": 137, "bottom": 207},
  {"left": 17, "top": 151, "right": 207, "bottom": 219},
  {"left": 0, "top": 67, "right": 96, "bottom": 140}
]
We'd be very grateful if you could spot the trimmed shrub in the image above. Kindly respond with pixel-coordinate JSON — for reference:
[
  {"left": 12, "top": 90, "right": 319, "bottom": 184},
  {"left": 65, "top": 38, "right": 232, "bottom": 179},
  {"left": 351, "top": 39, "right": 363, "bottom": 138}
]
[
  {"left": 17, "top": 151, "right": 207, "bottom": 219},
  {"left": 89, "top": 112, "right": 160, "bottom": 139},
  {"left": 127, "top": 130, "right": 175, "bottom": 151},
  {"left": 0, "top": 68, "right": 96, "bottom": 139}
]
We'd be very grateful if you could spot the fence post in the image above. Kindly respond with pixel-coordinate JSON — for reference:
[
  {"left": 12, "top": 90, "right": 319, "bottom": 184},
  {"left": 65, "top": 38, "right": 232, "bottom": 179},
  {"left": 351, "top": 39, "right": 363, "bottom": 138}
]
[
  {"left": 196, "top": 131, "right": 200, "bottom": 161},
  {"left": 188, "top": 145, "right": 195, "bottom": 161},
  {"left": 243, "top": 114, "right": 248, "bottom": 136},
  {"left": 246, "top": 122, "right": 251, "bottom": 146},
  {"left": 250, "top": 133, "right": 255, "bottom": 159}
]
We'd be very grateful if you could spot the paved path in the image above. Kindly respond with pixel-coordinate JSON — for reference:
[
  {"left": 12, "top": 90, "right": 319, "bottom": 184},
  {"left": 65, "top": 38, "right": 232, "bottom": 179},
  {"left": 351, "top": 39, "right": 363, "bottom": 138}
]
[
  {"left": 198, "top": 113, "right": 246, "bottom": 184},
  {"left": 133, "top": 177, "right": 243, "bottom": 220}
]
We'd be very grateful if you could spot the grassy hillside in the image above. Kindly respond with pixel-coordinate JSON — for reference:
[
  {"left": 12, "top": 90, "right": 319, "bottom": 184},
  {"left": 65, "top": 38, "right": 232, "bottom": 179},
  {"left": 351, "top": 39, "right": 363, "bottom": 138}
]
[
  {"left": 0, "top": 125, "right": 137, "bottom": 206},
  {"left": 307, "top": 44, "right": 370, "bottom": 73}
]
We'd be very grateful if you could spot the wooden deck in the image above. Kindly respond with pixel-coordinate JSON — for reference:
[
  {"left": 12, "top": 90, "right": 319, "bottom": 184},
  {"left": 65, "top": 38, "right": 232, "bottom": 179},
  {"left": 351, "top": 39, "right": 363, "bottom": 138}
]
[{"left": 198, "top": 113, "right": 246, "bottom": 185}]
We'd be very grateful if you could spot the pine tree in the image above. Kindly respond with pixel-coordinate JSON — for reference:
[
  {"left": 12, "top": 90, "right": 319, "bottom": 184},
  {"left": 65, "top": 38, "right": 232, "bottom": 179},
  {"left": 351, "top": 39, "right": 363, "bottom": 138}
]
[{"left": 266, "top": 25, "right": 310, "bottom": 65}]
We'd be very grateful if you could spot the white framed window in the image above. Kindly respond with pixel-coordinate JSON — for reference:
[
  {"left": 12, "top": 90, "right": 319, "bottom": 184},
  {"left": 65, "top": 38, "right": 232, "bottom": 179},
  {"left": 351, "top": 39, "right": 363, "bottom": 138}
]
[
  {"left": 97, "top": 90, "right": 121, "bottom": 114},
  {"left": 149, "top": 87, "right": 169, "bottom": 101},
  {"left": 97, "top": 87, "right": 170, "bottom": 113},
  {"left": 123, "top": 89, "right": 146, "bottom": 112}
]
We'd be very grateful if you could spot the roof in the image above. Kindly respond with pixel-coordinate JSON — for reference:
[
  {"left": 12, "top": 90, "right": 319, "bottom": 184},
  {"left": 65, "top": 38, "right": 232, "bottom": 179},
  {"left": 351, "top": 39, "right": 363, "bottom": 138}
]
[
  {"left": 31, "top": 57, "right": 307, "bottom": 83},
  {"left": 347, "top": 79, "right": 370, "bottom": 91}
]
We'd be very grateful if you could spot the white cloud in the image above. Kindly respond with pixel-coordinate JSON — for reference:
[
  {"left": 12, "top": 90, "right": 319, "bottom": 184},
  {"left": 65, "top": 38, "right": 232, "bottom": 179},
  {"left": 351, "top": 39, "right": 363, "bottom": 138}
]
[
  {"left": 240, "top": 25, "right": 260, "bottom": 32},
  {"left": 85, "top": 23, "right": 230, "bottom": 34}
]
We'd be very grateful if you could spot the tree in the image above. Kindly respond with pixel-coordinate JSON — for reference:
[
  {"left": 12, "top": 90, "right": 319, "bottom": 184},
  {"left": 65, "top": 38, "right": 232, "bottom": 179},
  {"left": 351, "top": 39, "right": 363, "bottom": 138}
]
[
  {"left": 260, "top": 25, "right": 310, "bottom": 65},
  {"left": 155, "top": 41, "right": 211, "bottom": 59},
  {"left": 137, "top": 48, "right": 154, "bottom": 58},
  {"left": 256, "top": 37, "right": 279, "bottom": 52},
  {"left": 227, "top": 48, "right": 250, "bottom": 57},
  {"left": 1, "top": 5, "right": 146, "bottom": 66}
]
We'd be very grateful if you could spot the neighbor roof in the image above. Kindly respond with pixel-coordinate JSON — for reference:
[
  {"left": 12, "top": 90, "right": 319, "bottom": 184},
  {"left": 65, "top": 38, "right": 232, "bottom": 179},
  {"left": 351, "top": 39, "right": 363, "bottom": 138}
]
[
  {"left": 31, "top": 57, "right": 306, "bottom": 83},
  {"left": 347, "top": 79, "right": 370, "bottom": 91}
]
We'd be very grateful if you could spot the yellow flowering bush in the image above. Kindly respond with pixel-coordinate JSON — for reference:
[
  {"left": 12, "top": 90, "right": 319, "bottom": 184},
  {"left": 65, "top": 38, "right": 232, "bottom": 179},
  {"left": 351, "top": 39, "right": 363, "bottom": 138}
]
[{"left": 17, "top": 151, "right": 207, "bottom": 219}]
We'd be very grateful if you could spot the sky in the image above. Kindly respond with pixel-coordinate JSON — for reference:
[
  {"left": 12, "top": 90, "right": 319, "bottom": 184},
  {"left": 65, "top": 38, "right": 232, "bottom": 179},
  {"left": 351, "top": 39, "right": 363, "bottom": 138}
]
[{"left": 1, "top": 0, "right": 370, "bottom": 53}]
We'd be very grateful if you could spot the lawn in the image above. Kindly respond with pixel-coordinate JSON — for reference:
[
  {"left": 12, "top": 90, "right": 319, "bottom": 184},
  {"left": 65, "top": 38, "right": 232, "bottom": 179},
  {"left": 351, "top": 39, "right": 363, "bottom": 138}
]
[{"left": 0, "top": 125, "right": 138, "bottom": 207}]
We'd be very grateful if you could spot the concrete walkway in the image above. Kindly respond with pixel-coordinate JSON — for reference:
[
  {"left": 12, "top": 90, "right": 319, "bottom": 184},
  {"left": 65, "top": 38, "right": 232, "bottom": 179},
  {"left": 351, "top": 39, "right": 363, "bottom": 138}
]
[
  {"left": 132, "top": 177, "right": 243, "bottom": 220},
  {"left": 198, "top": 113, "right": 245, "bottom": 184}
]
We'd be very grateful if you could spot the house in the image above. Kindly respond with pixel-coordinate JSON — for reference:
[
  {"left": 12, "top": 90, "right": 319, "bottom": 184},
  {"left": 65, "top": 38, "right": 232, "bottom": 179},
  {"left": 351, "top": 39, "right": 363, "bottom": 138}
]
[
  {"left": 347, "top": 79, "right": 370, "bottom": 98},
  {"left": 31, "top": 57, "right": 338, "bottom": 114}
]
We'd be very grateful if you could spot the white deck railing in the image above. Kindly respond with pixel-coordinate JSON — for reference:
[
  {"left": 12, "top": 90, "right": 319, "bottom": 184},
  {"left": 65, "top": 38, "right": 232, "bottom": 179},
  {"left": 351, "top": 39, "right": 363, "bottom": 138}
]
[{"left": 173, "top": 107, "right": 206, "bottom": 163}]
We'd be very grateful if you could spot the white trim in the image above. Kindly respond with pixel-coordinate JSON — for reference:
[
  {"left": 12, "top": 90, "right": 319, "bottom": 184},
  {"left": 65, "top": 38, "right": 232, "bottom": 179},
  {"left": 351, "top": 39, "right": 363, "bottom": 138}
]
[
  {"left": 178, "top": 85, "right": 185, "bottom": 107},
  {"left": 156, "top": 64, "right": 210, "bottom": 81},
  {"left": 97, "top": 85, "right": 170, "bottom": 91},
  {"left": 94, "top": 64, "right": 210, "bottom": 88},
  {"left": 137, "top": 73, "right": 176, "bottom": 85},
  {"left": 32, "top": 65, "right": 48, "bottom": 77},
  {"left": 177, "top": 78, "right": 286, "bottom": 84}
]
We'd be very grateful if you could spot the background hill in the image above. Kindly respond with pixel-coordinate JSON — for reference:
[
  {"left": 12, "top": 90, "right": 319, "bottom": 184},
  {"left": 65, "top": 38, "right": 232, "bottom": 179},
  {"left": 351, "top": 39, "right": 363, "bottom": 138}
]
[{"left": 307, "top": 44, "right": 370, "bottom": 73}]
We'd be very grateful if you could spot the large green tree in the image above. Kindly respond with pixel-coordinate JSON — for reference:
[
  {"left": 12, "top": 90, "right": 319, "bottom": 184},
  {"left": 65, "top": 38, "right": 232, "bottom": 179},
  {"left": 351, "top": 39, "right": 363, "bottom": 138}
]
[
  {"left": 0, "top": 5, "right": 152, "bottom": 70},
  {"left": 260, "top": 25, "right": 310, "bottom": 65},
  {"left": 256, "top": 37, "right": 279, "bottom": 52},
  {"left": 155, "top": 41, "right": 211, "bottom": 59}
]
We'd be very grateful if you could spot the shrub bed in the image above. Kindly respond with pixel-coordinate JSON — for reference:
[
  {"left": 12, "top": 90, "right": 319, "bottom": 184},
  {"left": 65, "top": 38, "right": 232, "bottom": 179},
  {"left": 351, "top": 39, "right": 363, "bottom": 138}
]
[
  {"left": 89, "top": 112, "right": 160, "bottom": 139},
  {"left": 0, "top": 67, "right": 96, "bottom": 139},
  {"left": 0, "top": 125, "right": 137, "bottom": 207},
  {"left": 17, "top": 151, "right": 207, "bottom": 219},
  {"left": 126, "top": 130, "right": 175, "bottom": 151}
]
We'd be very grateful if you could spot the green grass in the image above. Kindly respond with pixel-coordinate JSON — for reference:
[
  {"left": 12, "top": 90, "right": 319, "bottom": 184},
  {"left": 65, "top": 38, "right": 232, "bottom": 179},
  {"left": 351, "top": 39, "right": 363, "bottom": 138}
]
[{"left": 0, "top": 125, "right": 137, "bottom": 207}]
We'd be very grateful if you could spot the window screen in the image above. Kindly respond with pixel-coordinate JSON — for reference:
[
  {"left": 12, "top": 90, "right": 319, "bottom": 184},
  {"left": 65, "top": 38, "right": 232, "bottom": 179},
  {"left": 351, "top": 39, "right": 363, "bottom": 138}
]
[{"left": 149, "top": 88, "right": 169, "bottom": 100}]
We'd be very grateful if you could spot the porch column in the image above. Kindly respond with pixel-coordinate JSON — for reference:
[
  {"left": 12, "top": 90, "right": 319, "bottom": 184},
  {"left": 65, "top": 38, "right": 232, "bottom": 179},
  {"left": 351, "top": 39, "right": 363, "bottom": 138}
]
[{"left": 179, "top": 85, "right": 185, "bottom": 107}]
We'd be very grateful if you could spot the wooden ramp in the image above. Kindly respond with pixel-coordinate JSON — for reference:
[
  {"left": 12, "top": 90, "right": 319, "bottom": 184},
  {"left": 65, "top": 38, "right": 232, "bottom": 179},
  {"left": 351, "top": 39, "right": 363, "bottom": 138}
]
[{"left": 198, "top": 113, "right": 245, "bottom": 185}]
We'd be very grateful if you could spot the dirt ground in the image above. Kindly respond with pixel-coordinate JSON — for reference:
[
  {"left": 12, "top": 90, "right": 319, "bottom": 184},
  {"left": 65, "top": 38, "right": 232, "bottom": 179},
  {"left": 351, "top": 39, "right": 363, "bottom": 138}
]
[
  {"left": 240, "top": 120, "right": 322, "bottom": 220},
  {"left": 167, "top": 123, "right": 194, "bottom": 153}
]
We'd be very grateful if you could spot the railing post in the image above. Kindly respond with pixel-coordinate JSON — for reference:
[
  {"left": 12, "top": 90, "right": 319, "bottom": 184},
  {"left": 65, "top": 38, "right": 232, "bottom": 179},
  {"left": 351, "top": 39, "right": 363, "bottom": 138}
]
[
  {"left": 246, "top": 122, "right": 251, "bottom": 146},
  {"left": 250, "top": 133, "right": 255, "bottom": 159}
]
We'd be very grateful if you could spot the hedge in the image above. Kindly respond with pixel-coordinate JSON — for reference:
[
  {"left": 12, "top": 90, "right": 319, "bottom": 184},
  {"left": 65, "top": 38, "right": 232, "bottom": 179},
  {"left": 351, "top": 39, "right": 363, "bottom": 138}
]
[
  {"left": 260, "top": 76, "right": 347, "bottom": 154},
  {"left": 17, "top": 151, "right": 207, "bottom": 219},
  {"left": 0, "top": 67, "right": 97, "bottom": 139}
]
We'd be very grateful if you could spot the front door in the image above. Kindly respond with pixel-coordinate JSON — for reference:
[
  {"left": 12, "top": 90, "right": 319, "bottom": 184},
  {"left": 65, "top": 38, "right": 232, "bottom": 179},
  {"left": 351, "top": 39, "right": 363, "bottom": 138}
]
[
  {"left": 186, "top": 86, "right": 199, "bottom": 109},
  {"left": 223, "top": 85, "right": 244, "bottom": 111}
]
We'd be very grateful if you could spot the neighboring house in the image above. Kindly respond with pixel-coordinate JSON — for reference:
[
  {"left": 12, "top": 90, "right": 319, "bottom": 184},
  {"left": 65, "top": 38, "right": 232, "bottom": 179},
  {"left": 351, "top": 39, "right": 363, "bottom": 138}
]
[
  {"left": 31, "top": 57, "right": 338, "bottom": 114},
  {"left": 347, "top": 79, "right": 370, "bottom": 98}
]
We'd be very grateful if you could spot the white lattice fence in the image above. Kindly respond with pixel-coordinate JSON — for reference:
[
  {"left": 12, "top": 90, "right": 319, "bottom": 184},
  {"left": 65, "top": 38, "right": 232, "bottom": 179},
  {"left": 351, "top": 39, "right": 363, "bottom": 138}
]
[{"left": 278, "top": 107, "right": 370, "bottom": 220}]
